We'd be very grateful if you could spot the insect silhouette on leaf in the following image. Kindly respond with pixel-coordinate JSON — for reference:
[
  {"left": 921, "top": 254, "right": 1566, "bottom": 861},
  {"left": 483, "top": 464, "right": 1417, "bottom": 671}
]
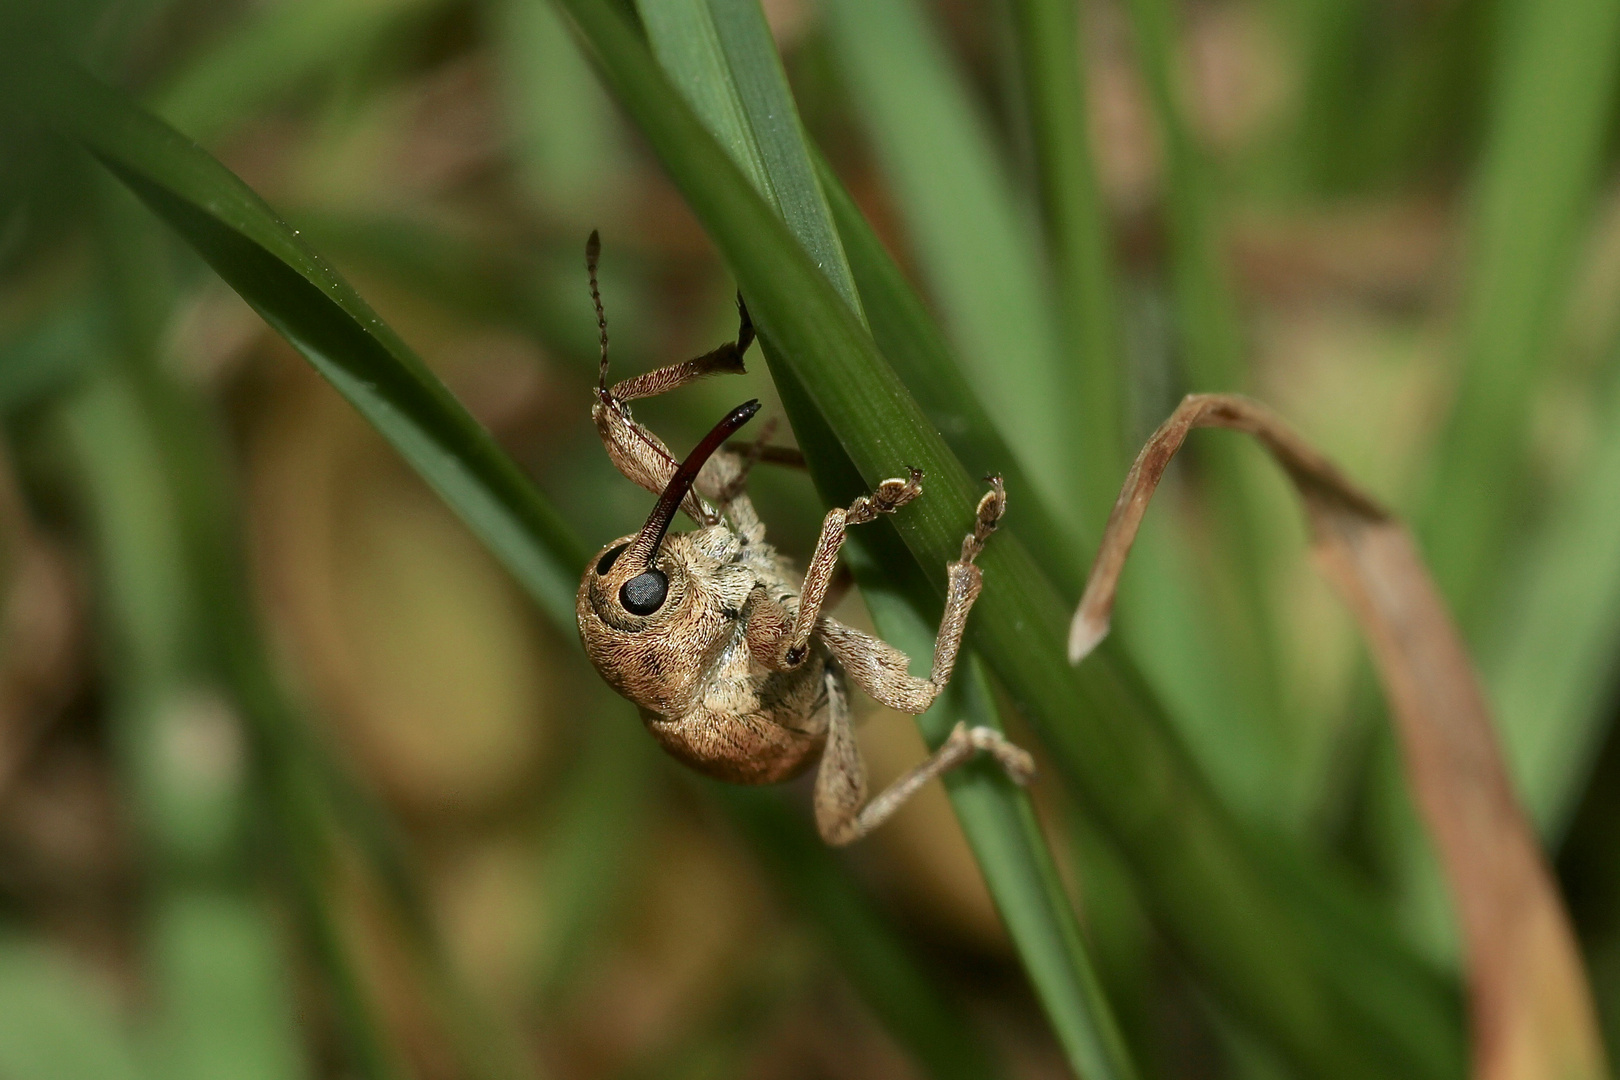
[{"left": 575, "top": 232, "right": 1034, "bottom": 845}]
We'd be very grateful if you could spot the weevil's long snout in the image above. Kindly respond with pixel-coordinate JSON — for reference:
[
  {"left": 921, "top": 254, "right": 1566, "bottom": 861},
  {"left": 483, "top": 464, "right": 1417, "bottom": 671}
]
[{"left": 625, "top": 399, "right": 761, "bottom": 568}]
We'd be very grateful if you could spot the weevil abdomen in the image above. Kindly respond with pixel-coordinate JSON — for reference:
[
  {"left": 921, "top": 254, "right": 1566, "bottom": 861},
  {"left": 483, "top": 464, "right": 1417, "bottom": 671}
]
[{"left": 641, "top": 644, "right": 830, "bottom": 784}]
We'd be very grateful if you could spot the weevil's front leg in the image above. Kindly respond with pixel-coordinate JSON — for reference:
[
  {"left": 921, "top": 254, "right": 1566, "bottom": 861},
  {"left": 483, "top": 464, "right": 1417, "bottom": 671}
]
[
  {"left": 747, "top": 470, "right": 924, "bottom": 669},
  {"left": 813, "top": 665, "right": 1034, "bottom": 847},
  {"left": 816, "top": 478, "right": 1007, "bottom": 710}
]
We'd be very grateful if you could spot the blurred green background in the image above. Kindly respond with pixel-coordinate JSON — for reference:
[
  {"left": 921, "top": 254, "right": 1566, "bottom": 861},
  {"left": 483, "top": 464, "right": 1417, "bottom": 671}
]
[{"left": 1, "top": 0, "right": 1619, "bottom": 1076}]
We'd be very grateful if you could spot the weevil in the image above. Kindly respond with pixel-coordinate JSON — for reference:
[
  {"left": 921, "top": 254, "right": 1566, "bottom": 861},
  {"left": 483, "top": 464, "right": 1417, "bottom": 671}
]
[{"left": 575, "top": 233, "right": 1034, "bottom": 845}]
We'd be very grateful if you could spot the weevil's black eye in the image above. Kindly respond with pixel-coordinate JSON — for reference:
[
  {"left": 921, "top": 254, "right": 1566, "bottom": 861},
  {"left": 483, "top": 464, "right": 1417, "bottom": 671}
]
[
  {"left": 596, "top": 543, "right": 628, "bottom": 575},
  {"left": 619, "top": 570, "right": 668, "bottom": 615}
]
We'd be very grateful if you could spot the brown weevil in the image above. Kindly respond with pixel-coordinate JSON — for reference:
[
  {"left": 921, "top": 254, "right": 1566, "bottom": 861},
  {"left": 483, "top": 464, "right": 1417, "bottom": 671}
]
[{"left": 575, "top": 233, "right": 1034, "bottom": 845}]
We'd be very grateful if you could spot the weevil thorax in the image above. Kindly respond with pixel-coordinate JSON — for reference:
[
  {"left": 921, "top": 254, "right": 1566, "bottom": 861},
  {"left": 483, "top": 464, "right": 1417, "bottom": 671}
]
[{"left": 577, "top": 525, "right": 756, "bottom": 718}]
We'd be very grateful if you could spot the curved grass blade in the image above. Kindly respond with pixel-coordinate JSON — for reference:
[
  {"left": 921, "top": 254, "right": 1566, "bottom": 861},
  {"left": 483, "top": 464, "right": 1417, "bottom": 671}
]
[
  {"left": 1380, "top": 0, "right": 1620, "bottom": 981},
  {"left": 551, "top": 2, "right": 1462, "bottom": 1075},
  {"left": 1069, "top": 393, "right": 1608, "bottom": 1080},
  {"left": 36, "top": 57, "right": 582, "bottom": 630}
]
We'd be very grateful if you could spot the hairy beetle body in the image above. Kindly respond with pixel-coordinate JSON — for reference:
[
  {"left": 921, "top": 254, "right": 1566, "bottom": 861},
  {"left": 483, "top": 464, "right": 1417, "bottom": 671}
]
[{"left": 576, "top": 233, "right": 1034, "bottom": 845}]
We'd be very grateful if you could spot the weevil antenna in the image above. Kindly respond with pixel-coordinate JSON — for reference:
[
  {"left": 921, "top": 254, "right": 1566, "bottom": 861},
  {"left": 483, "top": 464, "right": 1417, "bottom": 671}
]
[
  {"left": 586, "top": 230, "right": 609, "bottom": 393},
  {"left": 627, "top": 400, "right": 761, "bottom": 568}
]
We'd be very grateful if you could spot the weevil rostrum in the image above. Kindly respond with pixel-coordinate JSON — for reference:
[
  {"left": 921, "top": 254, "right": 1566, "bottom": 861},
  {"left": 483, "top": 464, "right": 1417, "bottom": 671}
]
[{"left": 575, "top": 233, "right": 1034, "bottom": 845}]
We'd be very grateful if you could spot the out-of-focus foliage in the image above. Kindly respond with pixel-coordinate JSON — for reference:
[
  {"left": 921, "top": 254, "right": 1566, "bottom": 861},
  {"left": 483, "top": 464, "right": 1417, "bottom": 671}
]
[{"left": 0, "top": 0, "right": 1618, "bottom": 1077}]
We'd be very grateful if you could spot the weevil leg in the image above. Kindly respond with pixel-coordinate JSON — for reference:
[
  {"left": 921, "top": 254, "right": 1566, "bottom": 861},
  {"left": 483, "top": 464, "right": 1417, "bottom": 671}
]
[
  {"left": 814, "top": 665, "right": 1034, "bottom": 847},
  {"left": 722, "top": 442, "right": 806, "bottom": 471},
  {"left": 814, "top": 476, "right": 1007, "bottom": 711},
  {"left": 714, "top": 417, "right": 781, "bottom": 505},
  {"left": 927, "top": 475, "right": 1007, "bottom": 692},
  {"left": 753, "top": 469, "right": 925, "bottom": 669},
  {"left": 605, "top": 295, "right": 754, "bottom": 403},
  {"left": 587, "top": 235, "right": 756, "bottom": 523}
]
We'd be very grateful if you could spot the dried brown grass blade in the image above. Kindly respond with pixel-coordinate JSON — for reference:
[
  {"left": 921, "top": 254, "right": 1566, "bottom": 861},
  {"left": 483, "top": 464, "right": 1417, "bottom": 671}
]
[{"left": 1069, "top": 393, "right": 1608, "bottom": 1080}]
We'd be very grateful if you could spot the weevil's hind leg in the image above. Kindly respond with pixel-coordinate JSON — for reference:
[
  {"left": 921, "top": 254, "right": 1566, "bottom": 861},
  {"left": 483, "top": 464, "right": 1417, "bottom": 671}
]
[{"left": 814, "top": 666, "right": 1034, "bottom": 847}]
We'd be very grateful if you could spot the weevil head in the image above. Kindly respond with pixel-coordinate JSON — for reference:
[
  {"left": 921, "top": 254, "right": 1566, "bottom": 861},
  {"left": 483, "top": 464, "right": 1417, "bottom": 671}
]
[{"left": 577, "top": 402, "right": 761, "bottom": 715}]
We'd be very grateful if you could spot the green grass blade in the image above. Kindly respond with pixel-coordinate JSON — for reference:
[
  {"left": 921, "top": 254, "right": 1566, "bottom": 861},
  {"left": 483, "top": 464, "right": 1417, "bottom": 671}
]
[
  {"left": 488, "top": 0, "right": 633, "bottom": 223},
  {"left": 39, "top": 59, "right": 584, "bottom": 628},
  {"left": 1487, "top": 375, "right": 1620, "bottom": 838},
  {"left": 0, "top": 937, "right": 149, "bottom": 1080},
  {"left": 1119, "top": 0, "right": 1291, "bottom": 796},
  {"left": 0, "top": 303, "right": 104, "bottom": 416},
  {"left": 791, "top": 390, "right": 1138, "bottom": 1080},
  {"left": 634, "top": 0, "right": 860, "bottom": 315},
  {"left": 716, "top": 785, "right": 997, "bottom": 1080},
  {"left": 551, "top": 3, "right": 1461, "bottom": 1074},
  {"left": 1419, "top": 0, "right": 1620, "bottom": 630},
  {"left": 813, "top": 152, "right": 1084, "bottom": 597},
  {"left": 87, "top": 151, "right": 536, "bottom": 1080},
  {"left": 634, "top": 5, "right": 1137, "bottom": 1075},
  {"left": 1007, "top": 0, "right": 1126, "bottom": 521},
  {"left": 151, "top": 0, "right": 449, "bottom": 142},
  {"left": 819, "top": 142, "right": 1282, "bottom": 826},
  {"left": 819, "top": 0, "right": 1081, "bottom": 527},
  {"left": 59, "top": 368, "right": 342, "bottom": 1080},
  {"left": 1119, "top": 0, "right": 1245, "bottom": 394}
]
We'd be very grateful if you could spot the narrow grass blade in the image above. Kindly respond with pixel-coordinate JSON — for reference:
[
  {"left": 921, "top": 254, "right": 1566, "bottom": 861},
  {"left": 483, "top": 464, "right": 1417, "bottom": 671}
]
[
  {"left": 1007, "top": 0, "right": 1126, "bottom": 521},
  {"left": 633, "top": 4, "right": 1138, "bottom": 1075},
  {"left": 1118, "top": 0, "right": 1290, "bottom": 795},
  {"left": 813, "top": 152, "right": 1084, "bottom": 598},
  {"left": 1069, "top": 393, "right": 1608, "bottom": 1080},
  {"left": 778, "top": 365, "right": 1138, "bottom": 1080},
  {"left": 86, "top": 177, "right": 536, "bottom": 1080},
  {"left": 151, "top": 0, "right": 450, "bottom": 142},
  {"left": 1419, "top": 0, "right": 1620, "bottom": 629},
  {"left": 819, "top": 0, "right": 1080, "bottom": 526},
  {"left": 38, "top": 58, "right": 583, "bottom": 628},
  {"left": 488, "top": 0, "right": 632, "bottom": 222},
  {"left": 1118, "top": 0, "right": 1245, "bottom": 395},
  {"left": 59, "top": 369, "right": 342, "bottom": 1080},
  {"left": 717, "top": 785, "right": 997, "bottom": 1080},
  {"left": 552, "top": 3, "right": 1461, "bottom": 1074},
  {"left": 634, "top": 0, "right": 859, "bottom": 315},
  {"left": 1487, "top": 374, "right": 1620, "bottom": 838}
]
